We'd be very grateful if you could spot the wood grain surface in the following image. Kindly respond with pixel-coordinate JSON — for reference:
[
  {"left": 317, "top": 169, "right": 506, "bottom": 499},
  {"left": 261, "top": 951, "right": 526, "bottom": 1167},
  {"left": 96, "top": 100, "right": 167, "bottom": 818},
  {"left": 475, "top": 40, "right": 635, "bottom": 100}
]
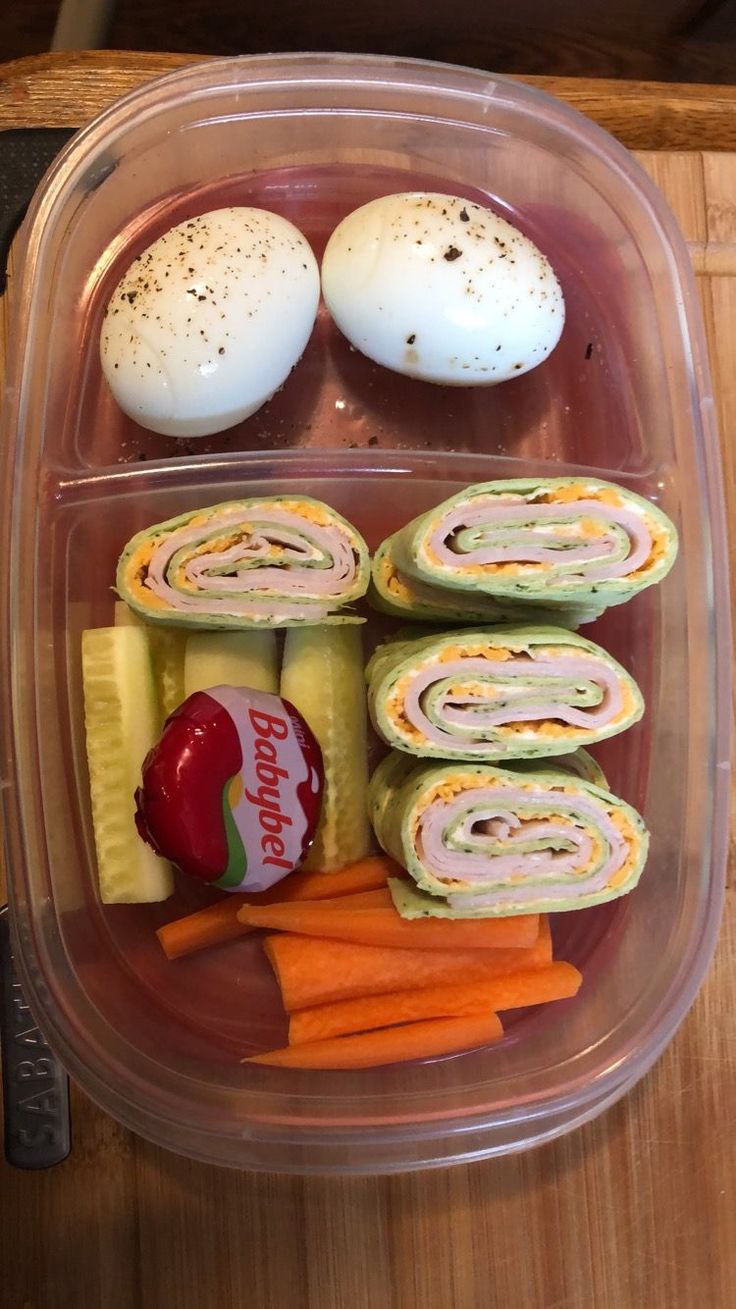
[
  {"left": 1, "top": 55, "right": 735, "bottom": 1309},
  {"left": 3, "top": 50, "right": 736, "bottom": 149}
]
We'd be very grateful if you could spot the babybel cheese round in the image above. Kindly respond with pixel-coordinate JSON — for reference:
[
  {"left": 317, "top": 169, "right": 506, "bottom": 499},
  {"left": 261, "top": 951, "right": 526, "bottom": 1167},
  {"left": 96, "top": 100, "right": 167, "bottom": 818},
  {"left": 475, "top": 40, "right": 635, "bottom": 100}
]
[{"left": 135, "top": 685, "right": 324, "bottom": 892}]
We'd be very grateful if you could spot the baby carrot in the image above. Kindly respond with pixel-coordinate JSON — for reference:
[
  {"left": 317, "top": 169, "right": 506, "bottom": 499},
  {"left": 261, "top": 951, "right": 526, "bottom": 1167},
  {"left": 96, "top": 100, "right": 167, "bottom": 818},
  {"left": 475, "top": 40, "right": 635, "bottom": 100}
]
[
  {"left": 245, "top": 1012, "right": 504, "bottom": 1069},
  {"left": 264, "top": 917, "right": 552, "bottom": 1010},
  {"left": 156, "top": 855, "right": 402, "bottom": 960},
  {"left": 238, "top": 895, "right": 539, "bottom": 950},
  {"left": 288, "top": 961, "right": 581, "bottom": 1044}
]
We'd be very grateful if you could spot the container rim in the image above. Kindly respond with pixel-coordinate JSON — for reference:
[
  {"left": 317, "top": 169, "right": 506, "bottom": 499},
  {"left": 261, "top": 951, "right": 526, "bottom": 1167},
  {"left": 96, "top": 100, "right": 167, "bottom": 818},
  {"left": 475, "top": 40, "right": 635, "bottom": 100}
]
[
  {"left": 13, "top": 51, "right": 705, "bottom": 305},
  {"left": 1, "top": 51, "right": 731, "bottom": 1172}
]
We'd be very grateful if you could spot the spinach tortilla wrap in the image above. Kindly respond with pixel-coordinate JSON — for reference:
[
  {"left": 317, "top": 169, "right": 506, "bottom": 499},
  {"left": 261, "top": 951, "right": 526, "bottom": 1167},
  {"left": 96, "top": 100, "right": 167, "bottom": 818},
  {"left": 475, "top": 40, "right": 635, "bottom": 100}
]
[
  {"left": 116, "top": 497, "right": 369, "bottom": 628},
  {"left": 369, "top": 535, "right": 606, "bottom": 627},
  {"left": 376, "top": 477, "right": 677, "bottom": 607},
  {"left": 508, "top": 746, "right": 608, "bottom": 790},
  {"left": 368, "top": 752, "right": 648, "bottom": 918},
  {"left": 366, "top": 626, "right": 643, "bottom": 761}
]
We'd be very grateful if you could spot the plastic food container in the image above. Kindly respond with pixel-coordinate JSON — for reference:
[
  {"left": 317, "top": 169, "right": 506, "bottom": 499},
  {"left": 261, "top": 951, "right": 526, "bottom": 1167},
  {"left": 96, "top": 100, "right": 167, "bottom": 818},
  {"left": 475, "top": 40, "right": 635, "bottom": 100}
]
[{"left": 0, "top": 54, "right": 730, "bottom": 1173}]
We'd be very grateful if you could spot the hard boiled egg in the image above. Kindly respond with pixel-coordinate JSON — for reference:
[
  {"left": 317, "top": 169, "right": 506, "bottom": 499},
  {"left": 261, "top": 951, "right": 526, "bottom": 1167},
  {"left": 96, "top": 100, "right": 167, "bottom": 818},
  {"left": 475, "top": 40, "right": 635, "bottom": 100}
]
[
  {"left": 100, "top": 207, "right": 320, "bottom": 438},
  {"left": 321, "top": 192, "right": 565, "bottom": 385}
]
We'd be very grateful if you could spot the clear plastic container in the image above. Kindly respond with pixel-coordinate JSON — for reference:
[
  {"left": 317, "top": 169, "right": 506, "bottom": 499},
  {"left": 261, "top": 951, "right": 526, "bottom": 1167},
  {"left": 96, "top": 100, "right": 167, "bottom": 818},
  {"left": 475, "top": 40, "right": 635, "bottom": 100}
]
[{"left": 0, "top": 54, "right": 730, "bottom": 1173}]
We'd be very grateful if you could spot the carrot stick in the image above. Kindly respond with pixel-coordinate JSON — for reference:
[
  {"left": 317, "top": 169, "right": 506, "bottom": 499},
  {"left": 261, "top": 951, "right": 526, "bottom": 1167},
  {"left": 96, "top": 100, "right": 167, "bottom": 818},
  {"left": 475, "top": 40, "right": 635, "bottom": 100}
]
[
  {"left": 156, "top": 856, "right": 403, "bottom": 961},
  {"left": 288, "top": 961, "right": 581, "bottom": 1045},
  {"left": 156, "top": 897, "right": 250, "bottom": 960},
  {"left": 270, "top": 857, "right": 404, "bottom": 900},
  {"left": 300, "top": 890, "right": 393, "bottom": 908},
  {"left": 239, "top": 895, "right": 539, "bottom": 950},
  {"left": 264, "top": 917, "right": 552, "bottom": 1010},
  {"left": 245, "top": 1012, "right": 504, "bottom": 1068}
]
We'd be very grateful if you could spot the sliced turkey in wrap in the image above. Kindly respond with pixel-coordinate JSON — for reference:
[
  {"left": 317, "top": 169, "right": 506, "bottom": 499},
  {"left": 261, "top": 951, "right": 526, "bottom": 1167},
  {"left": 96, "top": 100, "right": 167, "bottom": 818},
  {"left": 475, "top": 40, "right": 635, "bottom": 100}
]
[
  {"left": 116, "top": 497, "right": 370, "bottom": 628},
  {"left": 381, "top": 477, "right": 678, "bottom": 608},
  {"left": 369, "top": 536, "right": 605, "bottom": 628},
  {"left": 367, "top": 625, "right": 643, "bottom": 761},
  {"left": 368, "top": 752, "right": 648, "bottom": 917}
]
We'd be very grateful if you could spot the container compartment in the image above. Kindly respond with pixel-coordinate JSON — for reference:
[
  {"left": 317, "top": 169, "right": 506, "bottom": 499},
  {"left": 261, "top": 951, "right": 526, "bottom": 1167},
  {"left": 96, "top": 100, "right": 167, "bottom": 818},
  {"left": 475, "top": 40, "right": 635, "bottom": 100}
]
[{"left": 16, "top": 63, "right": 696, "bottom": 478}]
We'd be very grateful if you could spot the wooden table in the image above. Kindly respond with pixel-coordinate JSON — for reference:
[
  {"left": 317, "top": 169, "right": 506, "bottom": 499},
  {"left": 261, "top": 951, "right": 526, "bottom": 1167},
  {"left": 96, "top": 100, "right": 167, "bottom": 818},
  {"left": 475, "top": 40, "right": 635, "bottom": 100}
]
[{"left": 1, "top": 52, "right": 735, "bottom": 1309}]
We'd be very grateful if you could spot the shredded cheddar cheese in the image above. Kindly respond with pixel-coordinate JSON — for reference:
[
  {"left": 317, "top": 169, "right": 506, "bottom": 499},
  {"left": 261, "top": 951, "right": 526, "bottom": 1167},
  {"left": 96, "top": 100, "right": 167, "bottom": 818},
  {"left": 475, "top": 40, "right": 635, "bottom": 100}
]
[
  {"left": 456, "top": 561, "right": 554, "bottom": 576},
  {"left": 123, "top": 543, "right": 169, "bottom": 608},
  {"left": 381, "top": 559, "right": 414, "bottom": 603},
  {"left": 276, "top": 499, "right": 333, "bottom": 527},
  {"left": 629, "top": 517, "right": 669, "bottom": 578},
  {"left": 447, "top": 681, "right": 490, "bottom": 698},
  {"left": 605, "top": 808, "right": 641, "bottom": 887},
  {"left": 125, "top": 577, "right": 168, "bottom": 609},
  {"left": 549, "top": 483, "right": 625, "bottom": 509},
  {"left": 437, "top": 645, "right": 512, "bottom": 662},
  {"left": 578, "top": 517, "right": 607, "bottom": 538}
]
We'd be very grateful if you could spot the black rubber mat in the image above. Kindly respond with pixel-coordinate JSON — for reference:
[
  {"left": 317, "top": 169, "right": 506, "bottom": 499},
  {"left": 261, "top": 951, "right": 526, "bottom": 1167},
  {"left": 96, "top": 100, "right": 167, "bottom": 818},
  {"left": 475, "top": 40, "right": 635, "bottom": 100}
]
[
  {"left": 0, "top": 125, "right": 76, "bottom": 1169},
  {"left": 0, "top": 126, "right": 77, "bottom": 292}
]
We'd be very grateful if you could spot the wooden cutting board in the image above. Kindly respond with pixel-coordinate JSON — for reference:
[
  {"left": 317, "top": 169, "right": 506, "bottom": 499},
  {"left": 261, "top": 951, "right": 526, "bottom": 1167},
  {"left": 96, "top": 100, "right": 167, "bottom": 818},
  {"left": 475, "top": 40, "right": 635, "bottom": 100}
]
[{"left": 0, "top": 60, "right": 735, "bottom": 1308}]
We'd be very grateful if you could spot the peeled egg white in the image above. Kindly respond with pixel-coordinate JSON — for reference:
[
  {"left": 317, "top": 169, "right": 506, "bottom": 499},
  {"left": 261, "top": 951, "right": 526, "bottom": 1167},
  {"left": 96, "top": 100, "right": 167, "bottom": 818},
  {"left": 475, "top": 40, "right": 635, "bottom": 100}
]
[
  {"left": 321, "top": 192, "right": 565, "bottom": 386},
  {"left": 100, "top": 207, "right": 320, "bottom": 438}
]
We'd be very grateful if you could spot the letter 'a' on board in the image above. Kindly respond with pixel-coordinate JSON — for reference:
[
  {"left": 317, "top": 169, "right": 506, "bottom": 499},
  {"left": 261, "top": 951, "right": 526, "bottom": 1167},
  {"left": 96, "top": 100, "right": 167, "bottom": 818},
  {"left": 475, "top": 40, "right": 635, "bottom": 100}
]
[{"left": 134, "top": 685, "right": 324, "bottom": 893}]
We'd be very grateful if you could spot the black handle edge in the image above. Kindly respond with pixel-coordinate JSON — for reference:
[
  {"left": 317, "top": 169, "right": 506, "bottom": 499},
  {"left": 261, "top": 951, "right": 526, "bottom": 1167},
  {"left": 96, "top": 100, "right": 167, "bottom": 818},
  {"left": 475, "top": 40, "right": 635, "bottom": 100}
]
[
  {"left": 0, "top": 127, "right": 78, "bottom": 294},
  {"left": 0, "top": 904, "right": 71, "bottom": 1169}
]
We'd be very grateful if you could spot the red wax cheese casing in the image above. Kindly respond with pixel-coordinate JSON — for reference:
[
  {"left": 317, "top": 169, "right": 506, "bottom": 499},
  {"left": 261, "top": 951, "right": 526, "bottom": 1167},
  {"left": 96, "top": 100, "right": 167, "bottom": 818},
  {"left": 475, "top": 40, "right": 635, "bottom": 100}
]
[{"left": 135, "top": 685, "right": 324, "bottom": 892}]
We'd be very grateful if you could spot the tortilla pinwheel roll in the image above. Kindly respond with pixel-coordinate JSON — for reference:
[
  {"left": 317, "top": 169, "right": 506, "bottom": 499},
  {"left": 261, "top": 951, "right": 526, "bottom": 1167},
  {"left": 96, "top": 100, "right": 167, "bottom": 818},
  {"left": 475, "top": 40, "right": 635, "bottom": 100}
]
[
  {"left": 507, "top": 746, "right": 609, "bottom": 791},
  {"left": 369, "top": 536, "right": 607, "bottom": 628},
  {"left": 368, "top": 745, "right": 609, "bottom": 840},
  {"left": 380, "top": 477, "right": 677, "bottom": 607},
  {"left": 368, "top": 752, "right": 649, "bottom": 918},
  {"left": 366, "top": 626, "right": 643, "bottom": 761},
  {"left": 116, "top": 497, "right": 370, "bottom": 628}
]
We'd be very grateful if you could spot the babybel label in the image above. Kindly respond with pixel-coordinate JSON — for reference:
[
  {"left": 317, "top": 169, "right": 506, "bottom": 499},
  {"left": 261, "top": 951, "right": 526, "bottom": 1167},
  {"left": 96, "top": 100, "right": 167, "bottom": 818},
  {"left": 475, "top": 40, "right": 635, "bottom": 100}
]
[
  {"left": 208, "top": 686, "right": 323, "bottom": 893},
  {"left": 135, "top": 685, "right": 323, "bottom": 893}
]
